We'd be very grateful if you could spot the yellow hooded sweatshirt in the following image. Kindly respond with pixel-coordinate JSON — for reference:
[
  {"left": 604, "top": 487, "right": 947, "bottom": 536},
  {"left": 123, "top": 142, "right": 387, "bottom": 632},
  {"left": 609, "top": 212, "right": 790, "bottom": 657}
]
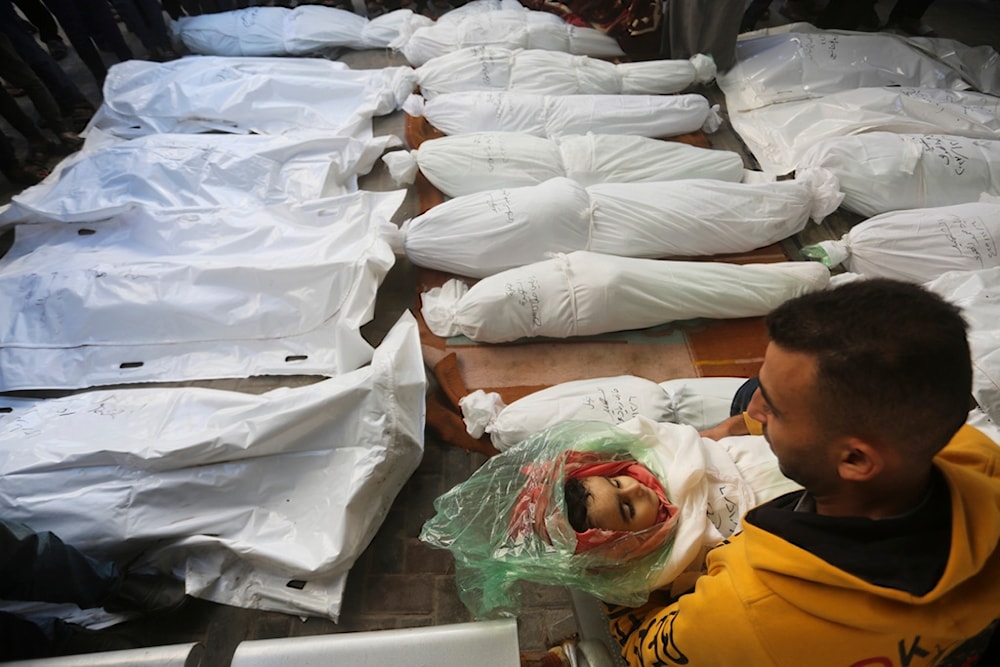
[{"left": 610, "top": 424, "right": 1000, "bottom": 666}]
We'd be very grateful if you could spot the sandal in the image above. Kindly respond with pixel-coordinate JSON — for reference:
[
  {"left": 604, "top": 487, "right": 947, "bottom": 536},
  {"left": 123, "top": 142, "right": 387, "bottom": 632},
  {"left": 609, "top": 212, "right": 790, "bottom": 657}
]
[{"left": 57, "top": 131, "right": 85, "bottom": 153}]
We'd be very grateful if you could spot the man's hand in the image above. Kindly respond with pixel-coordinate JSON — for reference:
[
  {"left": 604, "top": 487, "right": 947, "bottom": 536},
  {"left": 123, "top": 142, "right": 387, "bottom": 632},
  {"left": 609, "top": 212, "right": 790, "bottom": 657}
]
[{"left": 699, "top": 414, "right": 751, "bottom": 440}]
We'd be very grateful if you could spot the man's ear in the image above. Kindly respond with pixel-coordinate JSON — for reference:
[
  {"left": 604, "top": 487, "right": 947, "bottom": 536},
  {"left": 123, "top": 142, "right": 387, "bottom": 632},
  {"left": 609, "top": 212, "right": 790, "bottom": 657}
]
[{"left": 837, "top": 438, "right": 884, "bottom": 482}]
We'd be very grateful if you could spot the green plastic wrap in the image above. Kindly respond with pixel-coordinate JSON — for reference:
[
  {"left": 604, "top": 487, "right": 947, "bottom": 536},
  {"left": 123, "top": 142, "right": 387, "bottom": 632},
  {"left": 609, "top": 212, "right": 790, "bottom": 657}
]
[{"left": 419, "top": 420, "right": 677, "bottom": 618}]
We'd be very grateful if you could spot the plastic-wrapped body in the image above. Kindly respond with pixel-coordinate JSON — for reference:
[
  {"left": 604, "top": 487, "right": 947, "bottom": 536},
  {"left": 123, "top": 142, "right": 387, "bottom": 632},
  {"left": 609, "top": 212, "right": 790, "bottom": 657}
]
[
  {"left": 802, "top": 199, "right": 1000, "bottom": 284},
  {"left": 420, "top": 417, "right": 799, "bottom": 617},
  {"left": 797, "top": 132, "right": 1000, "bottom": 217}
]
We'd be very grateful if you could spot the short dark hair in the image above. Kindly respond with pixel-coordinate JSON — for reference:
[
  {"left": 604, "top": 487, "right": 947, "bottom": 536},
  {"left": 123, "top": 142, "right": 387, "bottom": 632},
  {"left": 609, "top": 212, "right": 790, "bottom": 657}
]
[
  {"left": 765, "top": 278, "right": 971, "bottom": 458},
  {"left": 565, "top": 477, "right": 590, "bottom": 532}
]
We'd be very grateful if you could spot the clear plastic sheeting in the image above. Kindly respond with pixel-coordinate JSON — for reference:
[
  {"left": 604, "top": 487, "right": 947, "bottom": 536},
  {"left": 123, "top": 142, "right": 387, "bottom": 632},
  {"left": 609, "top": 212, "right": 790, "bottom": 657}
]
[
  {"left": 460, "top": 376, "right": 748, "bottom": 451},
  {"left": 420, "top": 251, "right": 831, "bottom": 343},
  {"left": 0, "top": 313, "right": 426, "bottom": 621},
  {"left": 174, "top": 6, "right": 433, "bottom": 56},
  {"left": 420, "top": 418, "right": 798, "bottom": 616},
  {"left": 395, "top": 170, "right": 841, "bottom": 278},
  {"left": 718, "top": 30, "right": 970, "bottom": 113},
  {"left": 801, "top": 200, "right": 1000, "bottom": 284},
  {"left": 729, "top": 86, "right": 1000, "bottom": 175},
  {"left": 927, "top": 268, "right": 1000, "bottom": 426},
  {"left": 0, "top": 130, "right": 399, "bottom": 226},
  {"left": 906, "top": 36, "right": 1000, "bottom": 96},
  {"left": 0, "top": 191, "right": 405, "bottom": 390},
  {"left": 86, "top": 57, "right": 413, "bottom": 139},
  {"left": 403, "top": 91, "right": 721, "bottom": 138},
  {"left": 390, "top": 7, "right": 624, "bottom": 66},
  {"left": 797, "top": 132, "right": 1000, "bottom": 217},
  {"left": 382, "top": 132, "right": 746, "bottom": 196},
  {"left": 414, "top": 47, "right": 716, "bottom": 98}
]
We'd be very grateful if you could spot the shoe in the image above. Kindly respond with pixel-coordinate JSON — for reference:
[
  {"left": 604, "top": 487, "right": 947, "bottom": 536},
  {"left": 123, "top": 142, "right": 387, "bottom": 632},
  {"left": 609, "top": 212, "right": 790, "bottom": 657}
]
[
  {"left": 57, "top": 131, "right": 83, "bottom": 153},
  {"left": 886, "top": 17, "right": 937, "bottom": 37},
  {"left": 47, "top": 38, "right": 68, "bottom": 60},
  {"left": 103, "top": 573, "right": 187, "bottom": 615}
]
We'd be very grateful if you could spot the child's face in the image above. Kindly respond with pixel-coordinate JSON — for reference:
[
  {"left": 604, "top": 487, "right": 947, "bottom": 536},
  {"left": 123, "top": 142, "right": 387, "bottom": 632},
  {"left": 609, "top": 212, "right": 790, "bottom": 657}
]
[{"left": 579, "top": 475, "right": 660, "bottom": 532}]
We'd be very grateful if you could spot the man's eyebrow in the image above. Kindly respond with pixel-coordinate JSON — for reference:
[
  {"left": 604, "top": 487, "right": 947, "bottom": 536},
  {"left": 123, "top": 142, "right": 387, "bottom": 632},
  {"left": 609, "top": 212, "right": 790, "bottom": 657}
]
[{"left": 758, "top": 379, "right": 779, "bottom": 415}]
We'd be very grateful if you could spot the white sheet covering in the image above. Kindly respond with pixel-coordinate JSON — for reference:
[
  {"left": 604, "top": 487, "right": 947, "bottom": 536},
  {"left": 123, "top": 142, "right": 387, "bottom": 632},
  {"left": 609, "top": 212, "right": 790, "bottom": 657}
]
[
  {"left": 802, "top": 201, "right": 1000, "bottom": 283},
  {"left": 796, "top": 132, "right": 1000, "bottom": 217},
  {"left": 403, "top": 91, "right": 721, "bottom": 138},
  {"left": 413, "top": 47, "right": 716, "bottom": 98},
  {"left": 395, "top": 170, "right": 841, "bottom": 278},
  {"left": 420, "top": 251, "right": 831, "bottom": 342},
  {"left": 905, "top": 35, "right": 1000, "bottom": 96},
  {"left": 382, "top": 132, "right": 746, "bottom": 195},
  {"left": 0, "top": 192, "right": 404, "bottom": 390},
  {"left": 0, "top": 130, "right": 399, "bottom": 226},
  {"left": 174, "top": 6, "right": 433, "bottom": 55},
  {"left": 927, "top": 268, "right": 1000, "bottom": 426},
  {"left": 391, "top": 7, "right": 624, "bottom": 66},
  {"left": 0, "top": 312, "right": 425, "bottom": 621},
  {"left": 729, "top": 86, "right": 1000, "bottom": 175},
  {"left": 86, "top": 57, "right": 412, "bottom": 139},
  {"left": 460, "top": 376, "right": 748, "bottom": 450},
  {"left": 718, "top": 30, "right": 970, "bottom": 113}
]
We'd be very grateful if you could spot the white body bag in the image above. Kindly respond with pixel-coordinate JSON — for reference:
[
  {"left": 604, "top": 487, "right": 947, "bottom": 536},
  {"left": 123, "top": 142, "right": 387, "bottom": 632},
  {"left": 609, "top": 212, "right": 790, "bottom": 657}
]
[{"left": 421, "top": 251, "right": 831, "bottom": 343}]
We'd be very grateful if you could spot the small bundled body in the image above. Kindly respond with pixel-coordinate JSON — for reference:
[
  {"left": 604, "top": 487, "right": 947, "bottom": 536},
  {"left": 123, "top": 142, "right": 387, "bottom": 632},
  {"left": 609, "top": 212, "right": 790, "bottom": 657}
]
[
  {"left": 402, "top": 91, "right": 721, "bottom": 138},
  {"left": 796, "top": 132, "right": 1000, "bottom": 217},
  {"left": 414, "top": 46, "right": 716, "bottom": 98},
  {"left": 420, "top": 418, "right": 799, "bottom": 617},
  {"left": 391, "top": 6, "right": 624, "bottom": 66},
  {"left": 802, "top": 199, "right": 1000, "bottom": 284},
  {"left": 420, "top": 251, "right": 831, "bottom": 343},
  {"left": 395, "top": 170, "right": 841, "bottom": 278},
  {"left": 460, "top": 376, "right": 749, "bottom": 451},
  {"left": 382, "top": 132, "right": 746, "bottom": 196}
]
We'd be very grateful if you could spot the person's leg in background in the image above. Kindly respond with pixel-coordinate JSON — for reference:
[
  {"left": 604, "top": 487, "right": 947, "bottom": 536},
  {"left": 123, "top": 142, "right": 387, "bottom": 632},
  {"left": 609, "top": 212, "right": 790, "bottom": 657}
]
[
  {"left": 0, "top": 0, "right": 95, "bottom": 127},
  {"left": 885, "top": 0, "right": 936, "bottom": 36},
  {"left": 816, "top": 0, "right": 881, "bottom": 30},
  {"left": 12, "top": 0, "right": 68, "bottom": 58},
  {"left": 740, "top": 0, "right": 774, "bottom": 33},
  {"left": 77, "top": 0, "right": 134, "bottom": 62},
  {"left": 35, "top": 0, "right": 112, "bottom": 84},
  {"left": 0, "top": 31, "right": 82, "bottom": 152},
  {"left": 108, "top": 0, "right": 158, "bottom": 54},
  {"left": 0, "top": 130, "right": 48, "bottom": 186},
  {"left": 667, "top": 0, "right": 743, "bottom": 71}
]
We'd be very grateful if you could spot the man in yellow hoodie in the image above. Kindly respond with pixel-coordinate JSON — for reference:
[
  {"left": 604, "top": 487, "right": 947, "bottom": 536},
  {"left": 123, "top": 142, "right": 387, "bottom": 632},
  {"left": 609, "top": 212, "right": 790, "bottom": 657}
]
[{"left": 610, "top": 277, "right": 1000, "bottom": 666}]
